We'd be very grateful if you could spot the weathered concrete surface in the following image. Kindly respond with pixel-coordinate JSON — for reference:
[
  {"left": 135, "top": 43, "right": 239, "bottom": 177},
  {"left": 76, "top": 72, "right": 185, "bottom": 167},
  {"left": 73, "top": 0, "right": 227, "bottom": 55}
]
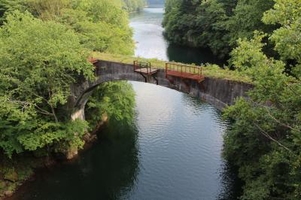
[
  {"left": 70, "top": 60, "right": 253, "bottom": 120},
  {"left": 191, "top": 77, "right": 253, "bottom": 110}
]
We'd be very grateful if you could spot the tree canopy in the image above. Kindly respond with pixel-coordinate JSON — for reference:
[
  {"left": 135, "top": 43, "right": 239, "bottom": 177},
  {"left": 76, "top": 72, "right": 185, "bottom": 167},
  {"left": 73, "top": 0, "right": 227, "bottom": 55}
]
[
  {"left": 222, "top": 0, "right": 301, "bottom": 199},
  {"left": 123, "top": 0, "right": 146, "bottom": 12},
  {"left": 0, "top": 0, "right": 138, "bottom": 158},
  {"left": 163, "top": 0, "right": 276, "bottom": 58},
  {"left": 0, "top": 11, "right": 94, "bottom": 157}
]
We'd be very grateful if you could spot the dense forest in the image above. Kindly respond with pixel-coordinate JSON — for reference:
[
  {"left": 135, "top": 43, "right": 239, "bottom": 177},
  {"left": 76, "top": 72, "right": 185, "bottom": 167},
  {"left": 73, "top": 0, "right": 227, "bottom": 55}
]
[
  {"left": 163, "top": 0, "right": 276, "bottom": 59},
  {"left": 0, "top": 0, "right": 141, "bottom": 196},
  {"left": 164, "top": 0, "right": 301, "bottom": 199}
]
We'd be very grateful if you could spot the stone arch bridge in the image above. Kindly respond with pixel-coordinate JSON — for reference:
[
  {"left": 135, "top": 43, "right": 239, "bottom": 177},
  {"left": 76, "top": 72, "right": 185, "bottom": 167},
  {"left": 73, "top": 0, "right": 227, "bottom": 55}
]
[{"left": 69, "top": 60, "right": 252, "bottom": 120}]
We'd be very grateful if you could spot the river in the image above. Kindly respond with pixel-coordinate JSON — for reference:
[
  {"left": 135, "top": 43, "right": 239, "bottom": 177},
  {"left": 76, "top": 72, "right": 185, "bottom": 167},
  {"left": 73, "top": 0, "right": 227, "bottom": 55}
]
[
  {"left": 130, "top": 7, "right": 224, "bottom": 65},
  {"left": 11, "top": 83, "right": 239, "bottom": 200},
  {"left": 9, "top": 6, "right": 240, "bottom": 200}
]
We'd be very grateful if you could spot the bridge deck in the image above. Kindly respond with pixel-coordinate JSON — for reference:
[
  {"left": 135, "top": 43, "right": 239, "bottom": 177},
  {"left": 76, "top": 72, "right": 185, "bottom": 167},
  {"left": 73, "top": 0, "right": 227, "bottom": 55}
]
[{"left": 166, "top": 70, "right": 204, "bottom": 82}]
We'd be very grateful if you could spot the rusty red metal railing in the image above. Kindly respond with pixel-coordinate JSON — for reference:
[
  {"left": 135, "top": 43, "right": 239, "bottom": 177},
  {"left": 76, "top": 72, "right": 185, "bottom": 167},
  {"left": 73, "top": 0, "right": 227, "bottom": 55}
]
[{"left": 165, "top": 62, "right": 204, "bottom": 82}]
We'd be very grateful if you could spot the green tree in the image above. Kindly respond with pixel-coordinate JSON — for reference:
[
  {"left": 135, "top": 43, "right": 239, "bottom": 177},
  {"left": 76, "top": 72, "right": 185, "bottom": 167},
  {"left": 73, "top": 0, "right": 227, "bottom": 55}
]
[
  {"left": 123, "top": 0, "right": 146, "bottom": 13},
  {"left": 226, "top": 0, "right": 275, "bottom": 48},
  {"left": 0, "top": 11, "right": 94, "bottom": 157},
  {"left": 25, "top": 0, "right": 71, "bottom": 20},
  {"left": 59, "top": 0, "right": 134, "bottom": 54},
  {"left": 86, "top": 81, "right": 136, "bottom": 132},
  {"left": 162, "top": 0, "right": 182, "bottom": 44},
  {"left": 2, "top": 0, "right": 135, "bottom": 55},
  {"left": 217, "top": 0, "right": 237, "bottom": 16},
  {"left": 223, "top": 0, "right": 301, "bottom": 199},
  {"left": 0, "top": 0, "right": 27, "bottom": 24},
  {"left": 163, "top": 0, "right": 276, "bottom": 58},
  {"left": 224, "top": 38, "right": 301, "bottom": 199},
  {"left": 263, "top": 0, "right": 301, "bottom": 77},
  {"left": 194, "top": 0, "right": 230, "bottom": 57}
]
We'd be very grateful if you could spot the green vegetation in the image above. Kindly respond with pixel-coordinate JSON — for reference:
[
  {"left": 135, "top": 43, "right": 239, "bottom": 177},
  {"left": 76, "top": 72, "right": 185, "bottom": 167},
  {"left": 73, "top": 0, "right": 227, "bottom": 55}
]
[
  {"left": 163, "top": 0, "right": 276, "bottom": 58},
  {"left": 222, "top": 1, "right": 301, "bottom": 199},
  {"left": 0, "top": 10, "right": 93, "bottom": 158},
  {"left": 123, "top": 0, "right": 146, "bottom": 13},
  {"left": 0, "top": 0, "right": 141, "bottom": 197},
  {"left": 86, "top": 81, "right": 136, "bottom": 130},
  {"left": 0, "top": 0, "right": 137, "bottom": 158}
]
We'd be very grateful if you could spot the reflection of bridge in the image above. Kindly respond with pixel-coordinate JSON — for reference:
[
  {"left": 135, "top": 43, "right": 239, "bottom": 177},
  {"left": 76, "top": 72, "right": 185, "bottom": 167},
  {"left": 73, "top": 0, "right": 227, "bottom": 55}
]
[{"left": 70, "top": 59, "right": 251, "bottom": 121}]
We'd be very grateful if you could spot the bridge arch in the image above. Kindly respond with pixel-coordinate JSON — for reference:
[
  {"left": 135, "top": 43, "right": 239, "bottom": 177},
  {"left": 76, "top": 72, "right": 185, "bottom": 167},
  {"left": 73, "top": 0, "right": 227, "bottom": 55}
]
[{"left": 70, "top": 60, "right": 252, "bottom": 121}]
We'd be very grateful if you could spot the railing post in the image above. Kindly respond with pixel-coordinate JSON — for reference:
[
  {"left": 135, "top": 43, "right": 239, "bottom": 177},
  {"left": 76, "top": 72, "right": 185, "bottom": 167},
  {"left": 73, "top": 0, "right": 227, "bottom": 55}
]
[{"left": 165, "top": 63, "right": 168, "bottom": 78}]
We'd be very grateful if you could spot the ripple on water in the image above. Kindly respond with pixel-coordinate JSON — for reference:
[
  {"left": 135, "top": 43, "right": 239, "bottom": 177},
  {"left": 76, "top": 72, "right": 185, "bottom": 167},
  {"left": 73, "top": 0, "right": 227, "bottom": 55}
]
[{"left": 128, "top": 82, "right": 229, "bottom": 200}]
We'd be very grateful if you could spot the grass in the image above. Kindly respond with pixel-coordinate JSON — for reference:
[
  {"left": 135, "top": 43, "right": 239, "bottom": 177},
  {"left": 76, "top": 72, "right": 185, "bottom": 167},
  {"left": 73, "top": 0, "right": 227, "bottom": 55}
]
[{"left": 90, "top": 52, "right": 252, "bottom": 83}]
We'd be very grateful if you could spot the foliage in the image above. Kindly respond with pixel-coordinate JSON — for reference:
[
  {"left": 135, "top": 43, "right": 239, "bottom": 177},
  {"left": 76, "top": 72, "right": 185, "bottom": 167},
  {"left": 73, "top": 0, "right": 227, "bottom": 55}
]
[
  {"left": 225, "top": 0, "right": 275, "bottom": 48},
  {"left": 0, "top": 11, "right": 93, "bottom": 157},
  {"left": 69, "top": 0, "right": 134, "bottom": 54},
  {"left": 0, "top": 0, "right": 138, "bottom": 161},
  {"left": 86, "top": 81, "right": 136, "bottom": 129},
  {"left": 162, "top": 0, "right": 275, "bottom": 58},
  {"left": 0, "top": 0, "right": 135, "bottom": 55},
  {"left": 123, "top": 0, "right": 146, "bottom": 13},
  {"left": 223, "top": 0, "right": 301, "bottom": 199},
  {"left": 0, "top": 0, "right": 27, "bottom": 24},
  {"left": 163, "top": 0, "right": 233, "bottom": 57},
  {"left": 25, "top": 0, "right": 71, "bottom": 20}
]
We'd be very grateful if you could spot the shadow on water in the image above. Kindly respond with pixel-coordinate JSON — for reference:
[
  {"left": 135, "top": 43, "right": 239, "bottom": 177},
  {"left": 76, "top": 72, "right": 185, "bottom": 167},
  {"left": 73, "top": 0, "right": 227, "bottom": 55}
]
[
  {"left": 9, "top": 122, "right": 140, "bottom": 200},
  {"left": 218, "top": 162, "right": 244, "bottom": 200}
]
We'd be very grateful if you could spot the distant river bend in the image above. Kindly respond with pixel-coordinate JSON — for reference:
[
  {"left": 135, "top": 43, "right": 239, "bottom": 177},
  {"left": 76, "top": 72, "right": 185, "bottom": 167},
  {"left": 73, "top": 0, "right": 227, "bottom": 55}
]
[{"left": 130, "top": 7, "right": 224, "bottom": 65}]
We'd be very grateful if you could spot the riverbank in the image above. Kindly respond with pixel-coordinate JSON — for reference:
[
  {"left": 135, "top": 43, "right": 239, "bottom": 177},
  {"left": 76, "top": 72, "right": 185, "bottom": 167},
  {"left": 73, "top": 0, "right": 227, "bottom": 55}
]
[
  {"left": 0, "top": 153, "right": 57, "bottom": 199},
  {"left": 0, "top": 119, "right": 107, "bottom": 200}
]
